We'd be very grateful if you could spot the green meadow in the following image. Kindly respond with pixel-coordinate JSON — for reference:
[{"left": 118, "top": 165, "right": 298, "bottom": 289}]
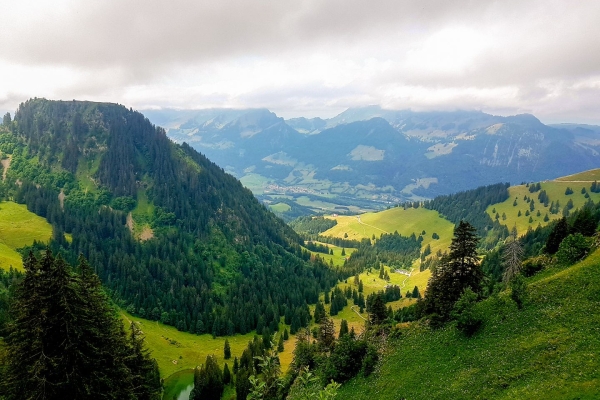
[
  {"left": 121, "top": 312, "right": 298, "bottom": 380},
  {"left": 487, "top": 176, "right": 600, "bottom": 235},
  {"left": 307, "top": 242, "right": 356, "bottom": 267},
  {"left": 322, "top": 206, "right": 455, "bottom": 256},
  {"left": 0, "top": 201, "right": 53, "bottom": 270}
]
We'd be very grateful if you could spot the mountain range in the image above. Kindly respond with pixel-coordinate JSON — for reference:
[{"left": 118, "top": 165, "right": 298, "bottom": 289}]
[{"left": 146, "top": 106, "right": 600, "bottom": 218}]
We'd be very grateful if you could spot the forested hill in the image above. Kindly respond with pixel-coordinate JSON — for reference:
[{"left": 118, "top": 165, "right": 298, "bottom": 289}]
[{"left": 2, "top": 98, "right": 340, "bottom": 335}]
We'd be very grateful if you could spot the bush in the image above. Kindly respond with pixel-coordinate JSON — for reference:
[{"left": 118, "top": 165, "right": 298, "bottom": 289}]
[
  {"left": 556, "top": 233, "right": 593, "bottom": 265},
  {"left": 451, "top": 288, "right": 482, "bottom": 336},
  {"left": 510, "top": 275, "right": 527, "bottom": 309}
]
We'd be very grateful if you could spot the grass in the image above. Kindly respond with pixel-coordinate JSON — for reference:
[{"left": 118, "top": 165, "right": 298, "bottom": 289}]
[
  {"left": 122, "top": 312, "right": 298, "bottom": 379},
  {"left": 486, "top": 180, "right": 600, "bottom": 236},
  {"left": 75, "top": 154, "right": 101, "bottom": 193},
  {"left": 554, "top": 168, "right": 600, "bottom": 181},
  {"left": 307, "top": 243, "right": 356, "bottom": 267},
  {"left": 269, "top": 202, "right": 291, "bottom": 213},
  {"left": 322, "top": 207, "right": 455, "bottom": 256},
  {"left": 338, "top": 249, "right": 600, "bottom": 399},
  {"left": 131, "top": 188, "right": 155, "bottom": 238},
  {"left": 0, "top": 201, "right": 53, "bottom": 270},
  {"left": 240, "top": 173, "right": 272, "bottom": 195}
]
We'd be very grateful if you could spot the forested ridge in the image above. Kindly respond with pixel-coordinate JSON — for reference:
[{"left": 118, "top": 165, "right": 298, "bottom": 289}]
[{"left": 0, "top": 99, "right": 342, "bottom": 336}]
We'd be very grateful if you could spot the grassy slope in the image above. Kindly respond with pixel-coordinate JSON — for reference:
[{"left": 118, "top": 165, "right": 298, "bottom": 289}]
[
  {"left": 488, "top": 173, "right": 600, "bottom": 236},
  {"left": 314, "top": 207, "right": 452, "bottom": 306},
  {"left": 322, "top": 207, "right": 455, "bottom": 256},
  {"left": 122, "top": 313, "right": 298, "bottom": 379},
  {"left": 308, "top": 243, "right": 356, "bottom": 267},
  {"left": 0, "top": 201, "right": 53, "bottom": 270},
  {"left": 339, "top": 249, "right": 600, "bottom": 400}
]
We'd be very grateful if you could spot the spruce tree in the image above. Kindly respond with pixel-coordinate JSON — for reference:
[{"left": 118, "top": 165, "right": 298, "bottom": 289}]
[
  {"left": 191, "top": 355, "right": 224, "bottom": 400},
  {"left": 277, "top": 334, "right": 285, "bottom": 352},
  {"left": 223, "top": 363, "right": 231, "bottom": 385},
  {"left": 545, "top": 217, "right": 569, "bottom": 254},
  {"left": 339, "top": 319, "right": 349, "bottom": 337},
  {"left": 502, "top": 227, "right": 524, "bottom": 283},
  {"left": 422, "top": 221, "right": 482, "bottom": 320},
  {"left": 3, "top": 251, "right": 161, "bottom": 400},
  {"left": 224, "top": 338, "right": 231, "bottom": 360}
]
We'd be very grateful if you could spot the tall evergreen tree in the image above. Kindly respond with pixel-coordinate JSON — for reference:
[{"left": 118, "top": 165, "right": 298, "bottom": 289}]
[
  {"left": 224, "top": 339, "right": 231, "bottom": 360},
  {"left": 190, "top": 355, "right": 224, "bottom": 400},
  {"left": 3, "top": 250, "right": 161, "bottom": 399},
  {"left": 422, "top": 221, "right": 482, "bottom": 320},
  {"left": 545, "top": 217, "right": 569, "bottom": 254},
  {"left": 503, "top": 227, "right": 524, "bottom": 283}
]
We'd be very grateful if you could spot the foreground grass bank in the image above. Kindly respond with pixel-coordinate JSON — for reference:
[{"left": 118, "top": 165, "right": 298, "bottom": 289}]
[{"left": 338, "top": 249, "right": 600, "bottom": 399}]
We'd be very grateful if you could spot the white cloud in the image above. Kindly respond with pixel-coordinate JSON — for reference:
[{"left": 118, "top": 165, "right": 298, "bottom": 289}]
[{"left": 0, "top": 0, "right": 599, "bottom": 123}]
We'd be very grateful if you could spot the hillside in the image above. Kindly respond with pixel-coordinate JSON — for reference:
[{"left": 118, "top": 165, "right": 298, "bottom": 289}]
[
  {"left": 0, "top": 98, "right": 340, "bottom": 338},
  {"left": 338, "top": 248, "right": 600, "bottom": 399},
  {"left": 0, "top": 201, "right": 52, "bottom": 270},
  {"left": 150, "top": 107, "right": 600, "bottom": 216}
]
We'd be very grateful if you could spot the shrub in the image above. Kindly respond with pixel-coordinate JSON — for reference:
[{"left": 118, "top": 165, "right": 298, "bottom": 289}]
[
  {"left": 451, "top": 288, "right": 482, "bottom": 336},
  {"left": 556, "top": 233, "right": 593, "bottom": 265}
]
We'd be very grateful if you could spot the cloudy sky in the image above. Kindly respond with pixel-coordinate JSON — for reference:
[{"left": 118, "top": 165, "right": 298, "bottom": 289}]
[{"left": 1, "top": 0, "right": 599, "bottom": 123}]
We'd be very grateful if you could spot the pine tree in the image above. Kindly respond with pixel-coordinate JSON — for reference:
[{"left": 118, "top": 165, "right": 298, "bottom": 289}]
[
  {"left": 412, "top": 286, "right": 421, "bottom": 298},
  {"left": 233, "top": 357, "right": 239, "bottom": 374},
  {"left": 224, "top": 338, "right": 231, "bottom": 360},
  {"left": 3, "top": 251, "right": 161, "bottom": 400},
  {"left": 339, "top": 319, "right": 349, "bottom": 337},
  {"left": 127, "top": 322, "right": 162, "bottom": 400},
  {"left": 422, "top": 221, "right": 482, "bottom": 320},
  {"left": 502, "top": 227, "right": 524, "bottom": 283},
  {"left": 317, "top": 317, "right": 336, "bottom": 352},
  {"left": 277, "top": 334, "right": 285, "bottom": 352},
  {"left": 283, "top": 328, "right": 289, "bottom": 340},
  {"left": 191, "top": 355, "right": 224, "bottom": 400},
  {"left": 368, "top": 294, "right": 388, "bottom": 325},
  {"left": 223, "top": 363, "right": 231, "bottom": 385},
  {"left": 545, "top": 217, "right": 569, "bottom": 254}
]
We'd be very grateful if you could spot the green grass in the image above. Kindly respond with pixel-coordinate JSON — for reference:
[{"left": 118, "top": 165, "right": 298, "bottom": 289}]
[
  {"left": 240, "top": 173, "right": 272, "bottom": 194},
  {"left": 338, "top": 249, "right": 600, "bottom": 399},
  {"left": 307, "top": 243, "right": 356, "bottom": 267},
  {"left": 269, "top": 202, "right": 291, "bottom": 213},
  {"left": 322, "top": 207, "right": 455, "bottom": 256},
  {"left": 122, "top": 313, "right": 298, "bottom": 381},
  {"left": 487, "top": 180, "right": 600, "bottom": 235},
  {"left": 75, "top": 154, "right": 101, "bottom": 193},
  {"left": 0, "top": 201, "right": 53, "bottom": 270},
  {"left": 554, "top": 168, "right": 600, "bottom": 181}
]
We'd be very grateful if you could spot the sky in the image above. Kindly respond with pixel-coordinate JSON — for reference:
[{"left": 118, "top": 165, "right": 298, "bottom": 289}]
[{"left": 1, "top": 0, "right": 599, "bottom": 123}]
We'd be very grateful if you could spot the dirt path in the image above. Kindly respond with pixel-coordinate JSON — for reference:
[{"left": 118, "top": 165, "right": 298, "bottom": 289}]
[
  {"left": 351, "top": 305, "right": 367, "bottom": 321},
  {"left": 400, "top": 269, "right": 414, "bottom": 288},
  {"left": 1, "top": 155, "right": 11, "bottom": 181},
  {"left": 356, "top": 216, "right": 389, "bottom": 234},
  {"left": 58, "top": 189, "right": 65, "bottom": 210},
  {"left": 555, "top": 180, "right": 598, "bottom": 183},
  {"left": 126, "top": 212, "right": 134, "bottom": 233}
]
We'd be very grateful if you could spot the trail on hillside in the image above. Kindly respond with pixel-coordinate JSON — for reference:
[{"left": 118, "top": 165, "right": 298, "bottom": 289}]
[
  {"left": 1, "top": 155, "right": 11, "bottom": 181},
  {"left": 356, "top": 216, "right": 389, "bottom": 235},
  {"left": 351, "top": 305, "right": 367, "bottom": 321}
]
